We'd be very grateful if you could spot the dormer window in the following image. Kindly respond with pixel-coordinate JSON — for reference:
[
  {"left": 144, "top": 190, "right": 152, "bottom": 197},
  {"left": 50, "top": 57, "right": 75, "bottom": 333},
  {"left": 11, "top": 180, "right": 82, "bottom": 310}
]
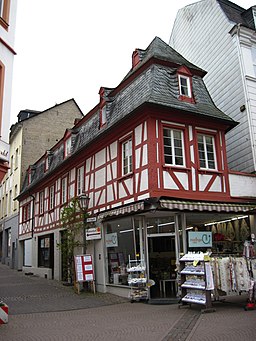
[
  {"left": 178, "top": 75, "right": 191, "bottom": 97},
  {"left": 100, "top": 105, "right": 107, "bottom": 127},
  {"left": 65, "top": 136, "right": 72, "bottom": 157},
  {"left": 177, "top": 66, "right": 195, "bottom": 103}
]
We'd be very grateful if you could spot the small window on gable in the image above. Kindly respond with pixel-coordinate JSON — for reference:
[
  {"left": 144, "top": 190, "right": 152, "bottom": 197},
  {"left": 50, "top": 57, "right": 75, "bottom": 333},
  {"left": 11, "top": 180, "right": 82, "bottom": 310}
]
[
  {"left": 177, "top": 66, "right": 195, "bottom": 103},
  {"left": 45, "top": 156, "right": 49, "bottom": 172},
  {"left": 178, "top": 75, "right": 191, "bottom": 97},
  {"left": 65, "top": 137, "right": 72, "bottom": 157},
  {"left": 100, "top": 106, "right": 107, "bottom": 127}
]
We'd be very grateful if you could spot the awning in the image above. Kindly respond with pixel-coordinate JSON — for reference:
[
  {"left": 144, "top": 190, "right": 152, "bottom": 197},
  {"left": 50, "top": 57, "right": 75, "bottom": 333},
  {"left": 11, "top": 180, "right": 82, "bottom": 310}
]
[
  {"left": 160, "top": 199, "right": 256, "bottom": 213},
  {"left": 98, "top": 201, "right": 145, "bottom": 220}
]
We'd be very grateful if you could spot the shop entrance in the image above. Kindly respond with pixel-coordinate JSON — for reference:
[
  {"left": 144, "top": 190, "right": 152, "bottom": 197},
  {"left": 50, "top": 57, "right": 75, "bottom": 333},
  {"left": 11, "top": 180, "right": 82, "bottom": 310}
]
[{"left": 147, "top": 234, "right": 177, "bottom": 299}]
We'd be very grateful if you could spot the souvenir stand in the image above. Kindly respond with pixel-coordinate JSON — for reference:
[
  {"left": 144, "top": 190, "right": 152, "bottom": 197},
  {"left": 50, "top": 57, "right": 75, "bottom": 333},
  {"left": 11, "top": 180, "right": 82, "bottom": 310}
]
[
  {"left": 127, "top": 255, "right": 148, "bottom": 302},
  {"left": 179, "top": 252, "right": 215, "bottom": 312}
]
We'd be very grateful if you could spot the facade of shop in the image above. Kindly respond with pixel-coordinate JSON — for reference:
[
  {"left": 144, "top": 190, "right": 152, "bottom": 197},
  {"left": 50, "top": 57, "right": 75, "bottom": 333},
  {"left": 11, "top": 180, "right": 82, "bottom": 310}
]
[{"left": 17, "top": 37, "right": 256, "bottom": 300}]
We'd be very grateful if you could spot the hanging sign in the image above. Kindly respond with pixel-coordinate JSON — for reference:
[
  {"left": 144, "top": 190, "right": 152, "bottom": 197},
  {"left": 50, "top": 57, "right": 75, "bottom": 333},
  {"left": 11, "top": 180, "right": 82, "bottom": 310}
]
[
  {"left": 188, "top": 231, "right": 212, "bottom": 248},
  {"left": 74, "top": 254, "right": 94, "bottom": 282}
]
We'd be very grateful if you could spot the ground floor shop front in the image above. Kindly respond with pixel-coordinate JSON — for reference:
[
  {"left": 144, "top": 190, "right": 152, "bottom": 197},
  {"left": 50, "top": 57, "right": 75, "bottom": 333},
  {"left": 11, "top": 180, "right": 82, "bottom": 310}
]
[
  {"left": 98, "top": 200, "right": 256, "bottom": 301},
  {"left": 19, "top": 200, "right": 256, "bottom": 302}
]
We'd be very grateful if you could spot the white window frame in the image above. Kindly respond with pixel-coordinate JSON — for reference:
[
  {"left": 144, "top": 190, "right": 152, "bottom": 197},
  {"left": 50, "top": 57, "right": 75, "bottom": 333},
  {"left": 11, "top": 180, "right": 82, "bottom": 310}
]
[
  {"left": 100, "top": 106, "right": 107, "bottom": 126},
  {"left": 163, "top": 127, "right": 185, "bottom": 167},
  {"left": 197, "top": 134, "right": 217, "bottom": 170},
  {"left": 49, "top": 185, "right": 55, "bottom": 210},
  {"left": 61, "top": 177, "right": 67, "bottom": 204},
  {"left": 65, "top": 137, "right": 72, "bottom": 157},
  {"left": 122, "top": 138, "right": 133, "bottom": 176},
  {"left": 178, "top": 75, "right": 192, "bottom": 97},
  {"left": 77, "top": 166, "right": 84, "bottom": 196},
  {"left": 39, "top": 191, "right": 44, "bottom": 215}
]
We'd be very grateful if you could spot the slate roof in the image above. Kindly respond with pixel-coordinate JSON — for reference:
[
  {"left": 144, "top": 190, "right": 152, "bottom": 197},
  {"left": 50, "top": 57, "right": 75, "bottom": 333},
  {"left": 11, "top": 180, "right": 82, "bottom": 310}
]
[
  {"left": 217, "top": 0, "right": 255, "bottom": 30},
  {"left": 19, "top": 37, "right": 237, "bottom": 196}
]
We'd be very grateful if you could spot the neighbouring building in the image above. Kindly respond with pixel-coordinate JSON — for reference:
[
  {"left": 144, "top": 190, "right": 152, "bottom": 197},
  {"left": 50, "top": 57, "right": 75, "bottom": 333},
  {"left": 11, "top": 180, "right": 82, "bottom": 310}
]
[
  {"left": 170, "top": 0, "right": 256, "bottom": 173},
  {"left": 17, "top": 37, "right": 256, "bottom": 300},
  {"left": 0, "top": 0, "right": 17, "bottom": 181},
  {"left": 0, "top": 99, "right": 83, "bottom": 268}
]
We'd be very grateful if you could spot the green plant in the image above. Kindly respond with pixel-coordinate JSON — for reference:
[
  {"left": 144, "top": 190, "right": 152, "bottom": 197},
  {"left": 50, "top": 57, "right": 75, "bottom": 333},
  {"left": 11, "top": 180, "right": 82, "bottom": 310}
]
[{"left": 58, "top": 198, "right": 88, "bottom": 284}]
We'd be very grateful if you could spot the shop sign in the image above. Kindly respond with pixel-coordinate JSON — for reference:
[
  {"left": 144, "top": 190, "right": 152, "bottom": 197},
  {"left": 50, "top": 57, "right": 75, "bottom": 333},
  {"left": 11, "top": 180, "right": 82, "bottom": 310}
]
[
  {"left": 86, "top": 216, "right": 97, "bottom": 223},
  {"left": 74, "top": 254, "right": 94, "bottom": 282},
  {"left": 188, "top": 231, "right": 212, "bottom": 248},
  {"left": 0, "top": 140, "right": 9, "bottom": 162},
  {"left": 105, "top": 232, "right": 118, "bottom": 247},
  {"left": 86, "top": 226, "right": 101, "bottom": 240}
]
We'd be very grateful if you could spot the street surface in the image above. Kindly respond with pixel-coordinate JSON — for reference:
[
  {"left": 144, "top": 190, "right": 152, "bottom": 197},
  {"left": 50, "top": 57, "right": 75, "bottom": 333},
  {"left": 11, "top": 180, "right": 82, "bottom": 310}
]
[{"left": 0, "top": 264, "right": 255, "bottom": 340}]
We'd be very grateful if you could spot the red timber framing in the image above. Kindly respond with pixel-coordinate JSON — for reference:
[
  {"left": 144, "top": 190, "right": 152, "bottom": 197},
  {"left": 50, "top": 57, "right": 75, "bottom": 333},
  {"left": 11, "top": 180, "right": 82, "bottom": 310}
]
[{"left": 19, "top": 105, "right": 238, "bottom": 239}]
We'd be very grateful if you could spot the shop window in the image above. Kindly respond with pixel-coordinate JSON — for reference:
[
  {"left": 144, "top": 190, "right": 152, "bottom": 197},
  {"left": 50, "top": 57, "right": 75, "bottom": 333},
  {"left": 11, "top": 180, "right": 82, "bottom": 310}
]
[
  {"left": 76, "top": 166, "right": 84, "bottom": 196},
  {"left": 121, "top": 138, "right": 133, "bottom": 176},
  {"left": 163, "top": 127, "right": 185, "bottom": 166},
  {"left": 38, "top": 235, "right": 53, "bottom": 268},
  {"left": 105, "top": 216, "right": 143, "bottom": 285},
  {"left": 197, "top": 133, "right": 216, "bottom": 170}
]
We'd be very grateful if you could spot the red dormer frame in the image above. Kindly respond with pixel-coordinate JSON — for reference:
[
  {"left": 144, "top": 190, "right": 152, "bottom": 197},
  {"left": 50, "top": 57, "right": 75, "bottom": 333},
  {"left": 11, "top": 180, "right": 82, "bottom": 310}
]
[
  {"left": 177, "top": 66, "right": 195, "bottom": 104},
  {"left": 99, "top": 87, "right": 107, "bottom": 128}
]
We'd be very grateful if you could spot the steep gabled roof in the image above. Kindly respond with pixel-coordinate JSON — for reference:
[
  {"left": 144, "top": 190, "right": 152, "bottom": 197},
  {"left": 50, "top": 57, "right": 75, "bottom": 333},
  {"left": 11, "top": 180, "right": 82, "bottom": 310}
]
[
  {"left": 217, "top": 0, "right": 255, "bottom": 30},
  {"left": 123, "top": 37, "right": 206, "bottom": 81},
  {"left": 18, "top": 37, "right": 238, "bottom": 197}
]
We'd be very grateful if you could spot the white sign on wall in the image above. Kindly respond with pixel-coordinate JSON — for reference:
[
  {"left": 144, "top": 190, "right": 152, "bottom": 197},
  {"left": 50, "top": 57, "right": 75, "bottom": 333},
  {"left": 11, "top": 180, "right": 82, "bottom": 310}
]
[
  {"left": 105, "top": 232, "right": 118, "bottom": 248},
  {"left": 188, "top": 231, "right": 212, "bottom": 248}
]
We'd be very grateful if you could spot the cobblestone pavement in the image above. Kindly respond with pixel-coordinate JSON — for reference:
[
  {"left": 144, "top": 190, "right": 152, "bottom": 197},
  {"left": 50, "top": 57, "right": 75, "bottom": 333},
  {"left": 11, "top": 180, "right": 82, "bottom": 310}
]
[{"left": 1, "top": 264, "right": 256, "bottom": 340}]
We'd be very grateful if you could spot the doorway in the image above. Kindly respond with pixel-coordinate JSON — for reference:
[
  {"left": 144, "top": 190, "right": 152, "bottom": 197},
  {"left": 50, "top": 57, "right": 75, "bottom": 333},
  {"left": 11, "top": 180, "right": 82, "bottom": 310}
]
[{"left": 148, "top": 234, "right": 177, "bottom": 299}]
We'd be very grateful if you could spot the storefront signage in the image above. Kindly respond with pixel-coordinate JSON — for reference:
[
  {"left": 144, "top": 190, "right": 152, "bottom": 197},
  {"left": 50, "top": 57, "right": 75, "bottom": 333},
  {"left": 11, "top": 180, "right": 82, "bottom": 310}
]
[
  {"left": 86, "top": 216, "right": 97, "bottom": 223},
  {"left": 188, "top": 231, "right": 212, "bottom": 248},
  {"left": 0, "top": 140, "right": 9, "bottom": 162},
  {"left": 74, "top": 254, "right": 94, "bottom": 282},
  {"left": 105, "top": 232, "right": 118, "bottom": 247},
  {"left": 85, "top": 227, "right": 101, "bottom": 240}
]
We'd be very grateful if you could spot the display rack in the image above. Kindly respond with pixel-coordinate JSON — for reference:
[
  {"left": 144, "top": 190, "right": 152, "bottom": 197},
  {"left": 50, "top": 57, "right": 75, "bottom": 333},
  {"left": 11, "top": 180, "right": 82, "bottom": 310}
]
[
  {"left": 179, "top": 253, "right": 215, "bottom": 312},
  {"left": 127, "top": 255, "right": 148, "bottom": 302}
]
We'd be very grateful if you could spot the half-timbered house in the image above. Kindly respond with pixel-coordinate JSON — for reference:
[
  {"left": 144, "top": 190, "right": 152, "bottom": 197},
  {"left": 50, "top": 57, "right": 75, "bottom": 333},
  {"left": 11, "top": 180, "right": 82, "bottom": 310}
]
[{"left": 17, "top": 37, "right": 256, "bottom": 299}]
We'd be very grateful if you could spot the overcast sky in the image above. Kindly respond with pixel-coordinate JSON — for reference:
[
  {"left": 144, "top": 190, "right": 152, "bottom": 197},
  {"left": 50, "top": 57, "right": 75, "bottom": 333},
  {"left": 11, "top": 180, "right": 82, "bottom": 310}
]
[{"left": 10, "top": 0, "right": 256, "bottom": 125}]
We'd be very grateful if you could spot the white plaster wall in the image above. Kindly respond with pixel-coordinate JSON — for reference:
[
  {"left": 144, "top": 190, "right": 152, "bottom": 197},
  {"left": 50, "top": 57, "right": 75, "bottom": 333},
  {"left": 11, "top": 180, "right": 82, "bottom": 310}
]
[{"left": 229, "top": 173, "right": 256, "bottom": 197}]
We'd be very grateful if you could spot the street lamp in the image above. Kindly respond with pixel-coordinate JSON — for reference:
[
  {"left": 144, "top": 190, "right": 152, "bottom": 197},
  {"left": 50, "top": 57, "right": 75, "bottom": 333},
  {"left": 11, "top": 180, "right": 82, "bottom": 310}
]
[
  {"left": 77, "top": 193, "right": 90, "bottom": 253},
  {"left": 77, "top": 193, "right": 90, "bottom": 212}
]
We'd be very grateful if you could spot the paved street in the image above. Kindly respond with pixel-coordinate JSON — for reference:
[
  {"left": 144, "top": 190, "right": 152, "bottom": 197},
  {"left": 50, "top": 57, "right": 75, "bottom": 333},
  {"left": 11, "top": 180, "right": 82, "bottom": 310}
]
[{"left": 0, "top": 264, "right": 255, "bottom": 340}]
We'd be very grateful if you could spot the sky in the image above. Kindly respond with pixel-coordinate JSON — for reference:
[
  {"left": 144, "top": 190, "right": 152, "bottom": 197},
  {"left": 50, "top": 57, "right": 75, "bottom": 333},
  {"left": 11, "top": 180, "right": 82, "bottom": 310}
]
[{"left": 10, "top": 0, "right": 256, "bottom": 125}]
